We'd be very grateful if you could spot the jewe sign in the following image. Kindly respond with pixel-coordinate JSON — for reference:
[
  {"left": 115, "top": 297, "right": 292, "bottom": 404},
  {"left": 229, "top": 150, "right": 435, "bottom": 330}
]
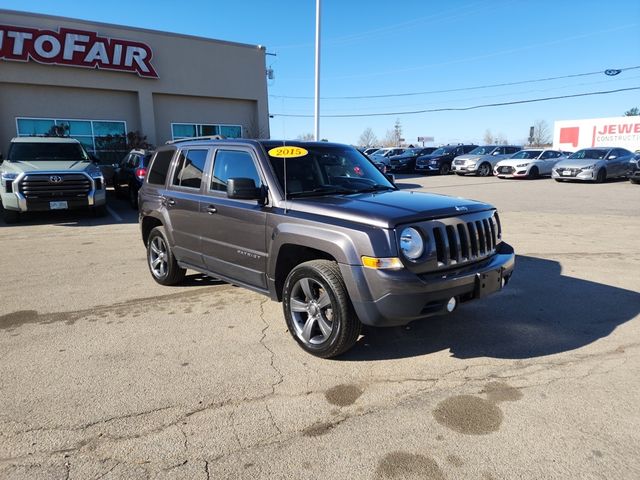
[{"left": 0, "top": 24, "right": 158, "bottom": 78}]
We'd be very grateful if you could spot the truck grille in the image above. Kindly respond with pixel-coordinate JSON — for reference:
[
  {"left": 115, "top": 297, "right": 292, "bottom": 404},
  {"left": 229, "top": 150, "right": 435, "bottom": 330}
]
[
  {"left": 407, "top": 211, "right": 502, "bottom": 272},
  {"left": 18, "top": 174, "right": 92, "bottom": 199}
]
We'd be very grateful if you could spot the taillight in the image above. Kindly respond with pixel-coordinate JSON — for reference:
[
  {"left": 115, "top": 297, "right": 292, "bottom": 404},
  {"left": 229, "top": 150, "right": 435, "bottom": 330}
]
[{"left": 135, "top": 167, "right": 148, "bottom": 180}]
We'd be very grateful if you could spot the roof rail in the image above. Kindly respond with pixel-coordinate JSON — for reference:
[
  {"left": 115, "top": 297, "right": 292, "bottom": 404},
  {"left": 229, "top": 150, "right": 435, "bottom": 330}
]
[{"left": 165, "top": 135, "right": 228, "bottom": 145}]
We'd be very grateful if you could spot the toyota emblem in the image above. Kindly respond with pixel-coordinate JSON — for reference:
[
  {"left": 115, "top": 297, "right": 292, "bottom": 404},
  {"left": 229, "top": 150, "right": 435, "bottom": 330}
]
[{"left": 49, "top": 175, "right": 63, "bottom": 184}]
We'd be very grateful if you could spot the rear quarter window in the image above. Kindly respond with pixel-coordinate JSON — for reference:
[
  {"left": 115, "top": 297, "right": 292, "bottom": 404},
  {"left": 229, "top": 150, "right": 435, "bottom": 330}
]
[{"left": 147, "top": 150, "right": 175, "bottom": 186}]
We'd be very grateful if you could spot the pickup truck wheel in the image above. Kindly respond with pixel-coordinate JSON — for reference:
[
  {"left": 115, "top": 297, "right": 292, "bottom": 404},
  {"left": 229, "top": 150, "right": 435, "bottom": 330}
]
[
  {"left": 147, "top": 226, "right": 186, "bottom": 285},
  {"left": 283, "top": 260, "right": 361, "bottom": 358},
  {"left": 477, "top": 163, "right": 492, "bottom": 177},
  {"left": 2, "top": 208, "right": 19, "bottom": 224}
]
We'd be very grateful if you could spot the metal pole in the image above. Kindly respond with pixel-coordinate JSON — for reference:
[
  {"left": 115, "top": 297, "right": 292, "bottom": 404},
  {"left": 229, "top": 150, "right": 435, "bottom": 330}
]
[{"left": 314, "top": 0, "right": 321, "bottom": 141}]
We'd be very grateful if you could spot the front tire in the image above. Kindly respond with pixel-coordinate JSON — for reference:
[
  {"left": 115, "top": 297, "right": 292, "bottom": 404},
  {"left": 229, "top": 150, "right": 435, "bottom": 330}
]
[
  {"left": 439, "top": 163, "right": 451, "bottom": 175},
  {"left": 147, "top": 226, "right": 186, "bottom": 286},
  {"left": 476, "top": 163, "right": 492, "bottom": 177},
  {"left": 2, "top": 208, "right": 19, "bottom": 224},
  {"left": 528, "top": 166, "right": 539, "bottom": 179},
  {"left": 631, "top": 178, "right": 640, "bottom": 185},
  {"left": 283, "top": 260, "right": 361, "bottom": 358},
  {"left": 595, "top": 168, "right": 607, "bottom": 183}
]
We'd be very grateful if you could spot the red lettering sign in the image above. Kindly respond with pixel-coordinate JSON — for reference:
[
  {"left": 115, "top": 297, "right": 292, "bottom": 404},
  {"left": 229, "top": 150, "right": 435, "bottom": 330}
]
[{"left": 0, "top": 24, "right": 158, "bottom": 78}]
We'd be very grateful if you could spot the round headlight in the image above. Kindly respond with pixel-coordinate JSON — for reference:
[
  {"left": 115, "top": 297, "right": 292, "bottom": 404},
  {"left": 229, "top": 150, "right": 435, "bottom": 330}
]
[{"left": 400, "top": 227, "right": 424, "bottom": 260}]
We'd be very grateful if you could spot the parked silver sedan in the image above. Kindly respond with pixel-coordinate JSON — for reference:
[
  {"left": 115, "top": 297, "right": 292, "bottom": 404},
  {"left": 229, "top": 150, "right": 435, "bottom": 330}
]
[{"left": 552, "top": 147, "right": 634, "bottom": 183}]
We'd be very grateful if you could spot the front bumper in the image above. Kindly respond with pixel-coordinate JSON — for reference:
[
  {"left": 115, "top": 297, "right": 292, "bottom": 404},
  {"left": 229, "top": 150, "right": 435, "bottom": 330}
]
[
  {"left": 452, "top": 163, "right": 477, "bottom": 173},
  {"left": 341, "top": 242, "right": 515, "bottom": 327},
  {"left": 415, "top": 163, "right": 441, "bottom": 173},
  {"left": 551, "top": 169, "right": 597, "bottom": 181}
]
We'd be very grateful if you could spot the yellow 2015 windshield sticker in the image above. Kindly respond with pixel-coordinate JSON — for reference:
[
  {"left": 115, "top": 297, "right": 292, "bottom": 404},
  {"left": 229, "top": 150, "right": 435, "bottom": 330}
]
[{"left": 268, "top": 146, "right": 308, "bottom": 158}]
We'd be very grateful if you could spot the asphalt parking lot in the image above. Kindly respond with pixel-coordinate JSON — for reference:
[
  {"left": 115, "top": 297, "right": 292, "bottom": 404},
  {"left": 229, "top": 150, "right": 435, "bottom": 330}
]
[{"left": 1, "top": 175, "right": 639, "bottom": 480}]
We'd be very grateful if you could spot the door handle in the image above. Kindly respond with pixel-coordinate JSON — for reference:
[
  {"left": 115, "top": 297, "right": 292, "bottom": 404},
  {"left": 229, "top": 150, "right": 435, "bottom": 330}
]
[{"left": 206, "top": 205, "right": 217, "bottom": 215}]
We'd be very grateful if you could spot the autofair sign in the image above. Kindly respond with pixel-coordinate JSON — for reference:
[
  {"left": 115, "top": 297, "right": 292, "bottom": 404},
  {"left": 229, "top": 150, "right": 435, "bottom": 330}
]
[
  {"left": 0, "top": 24, "right": 158, "bottom": 78},
  {"left": 554, "top": 116, "right": 640, "bottom": 152}
]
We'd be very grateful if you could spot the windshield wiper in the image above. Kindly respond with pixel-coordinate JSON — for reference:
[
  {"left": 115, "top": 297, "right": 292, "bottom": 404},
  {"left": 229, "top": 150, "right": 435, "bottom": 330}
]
[
  {"left": 288, "top": 186, "right": 358, "bottom": 198},
  {"left": 356, "top": 184, "right": 396, "bottom": 194}
]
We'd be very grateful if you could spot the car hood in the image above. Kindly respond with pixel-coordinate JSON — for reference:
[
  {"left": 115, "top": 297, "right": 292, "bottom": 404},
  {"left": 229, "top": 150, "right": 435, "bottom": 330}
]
[
  {"left": 418, "top": 154, "right": 450, "bottom": 162},
  {"left": 554, "top": 158, "right": 603, "bottom": 169},
  {"left": 2, "top": 160, "right": 97, "bottom": 174},
  {"left": 455, "top": 154, "right": 485, "bottom": 162},
  {"left": 288, "top": 189, "right": 494, "bottom": 228}
]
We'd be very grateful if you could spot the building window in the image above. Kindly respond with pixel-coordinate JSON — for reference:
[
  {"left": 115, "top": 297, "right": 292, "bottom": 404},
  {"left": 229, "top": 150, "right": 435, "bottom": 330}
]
[
  {"left": 171, "top": 123, "right": 242, "bottom": 140},
  {"left": 16, "top": 117, "right": 127, "bottom": 162}
]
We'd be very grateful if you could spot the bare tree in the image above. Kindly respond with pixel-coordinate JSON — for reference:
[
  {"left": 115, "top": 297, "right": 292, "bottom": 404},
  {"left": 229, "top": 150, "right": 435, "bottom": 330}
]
[
  {"left": 624, "top": 107, "right": 639, "bottom": 116},
  {"left": 483, "top": 129, "right": 495, "bottom": 144},
  {"left": 358, "top": 127, "right": 378, "bottom": 148},
  {"left": 296, "top": 132, "right": 315, "bottom": 141},
  {"left": 393, "top": 119, "right": 403, "bottom": 145},
  {"left": 243, "top": 119, "right": 270, "bottom": 139},
  {"left": 529, "top": 120, "right": 552, "bottom": 147}
]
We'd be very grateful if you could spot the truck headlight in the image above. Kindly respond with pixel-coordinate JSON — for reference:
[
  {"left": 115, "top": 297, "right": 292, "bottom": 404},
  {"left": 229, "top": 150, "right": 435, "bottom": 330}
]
[
  {"left": 400, "top": 227, "right": 424, "bottom": 260},
  {"left": 1, "top": 172, "right": 18, "bottom": 181}
]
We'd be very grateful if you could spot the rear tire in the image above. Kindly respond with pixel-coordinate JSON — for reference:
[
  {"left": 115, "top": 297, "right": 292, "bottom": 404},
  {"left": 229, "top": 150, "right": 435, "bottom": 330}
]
[
  {"left": 283, "top": 260, "right": 361, "bottom": 358},
  {"left": 477, "top": 163, "right": 492, "bottom": 177},
  {"left": 595, "top": 168, "right": 607, "bottom": 183},
  {"left": 147, "top": 226, "right": 186, "bottom": 286},
  {"left": 129, "top": 184, "right": 139, "bottom": 210}
]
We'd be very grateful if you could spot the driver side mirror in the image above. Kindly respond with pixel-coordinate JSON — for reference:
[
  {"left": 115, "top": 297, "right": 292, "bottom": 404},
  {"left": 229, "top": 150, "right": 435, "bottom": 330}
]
[
  {"left": 385, "top": 173, "right": 396, "bottom": 184},
  {"left": 607, "top": 155, "right": 617, "bottom": 160},
  {"left": 227, "top": 178, "right": 265, "bottom": 203}
]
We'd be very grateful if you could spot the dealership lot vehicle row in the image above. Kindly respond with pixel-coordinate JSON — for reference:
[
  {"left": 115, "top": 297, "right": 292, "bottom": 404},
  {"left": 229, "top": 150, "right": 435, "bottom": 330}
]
[{"left": 1, "top": 176, "right": 639, "bottom": 479}]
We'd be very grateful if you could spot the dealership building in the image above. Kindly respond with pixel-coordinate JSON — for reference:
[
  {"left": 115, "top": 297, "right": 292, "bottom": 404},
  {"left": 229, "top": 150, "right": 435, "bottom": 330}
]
[{"left": 0, "top": 9, "right": 270, "bottom": 160}]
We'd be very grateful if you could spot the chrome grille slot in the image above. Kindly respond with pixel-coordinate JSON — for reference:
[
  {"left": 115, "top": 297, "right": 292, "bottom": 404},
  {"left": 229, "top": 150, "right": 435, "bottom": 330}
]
[{"left": 416, "top": 210, "right": 500, "bottom": 272}]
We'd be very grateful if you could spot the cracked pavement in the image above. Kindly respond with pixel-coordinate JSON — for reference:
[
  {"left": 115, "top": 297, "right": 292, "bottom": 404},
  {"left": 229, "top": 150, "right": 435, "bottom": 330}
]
[{"left": 1, "top": 176, "right": 639, "bottom": 479}]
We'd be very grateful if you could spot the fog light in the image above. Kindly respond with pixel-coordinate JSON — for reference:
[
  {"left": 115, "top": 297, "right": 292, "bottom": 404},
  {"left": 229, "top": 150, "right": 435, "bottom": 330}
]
[{"left": 446, "top": 297, "right": 457, "bottom": 313}]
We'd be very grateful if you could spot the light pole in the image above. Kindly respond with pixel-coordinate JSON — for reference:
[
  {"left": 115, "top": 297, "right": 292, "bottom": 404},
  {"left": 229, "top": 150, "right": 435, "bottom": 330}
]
[{"left": 314, "top": 0, "right": 321, "bottom": 141}]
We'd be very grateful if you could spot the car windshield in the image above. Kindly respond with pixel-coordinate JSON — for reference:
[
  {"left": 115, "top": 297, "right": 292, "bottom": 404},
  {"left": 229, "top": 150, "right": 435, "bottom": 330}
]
[
  {"left": 469, "top": 146, "right": 496, "bottom": 155},
  {"left": 371, "top": 149, "right": 388, "bottom": 156},
  {"left": 8, "top": 142, "right": 90, "bottom": 161},
  {"left": 511, "top": 150, "right": 542, "bottom": 159},
  {"left": 264, "top": 144, "right": 396, "bottom": 198},
  {"left": 568, "top": 149, "right": 608, "bottom": 160},
  {"left": 430, "top": 147, "right": 452, "bottom": 156}
]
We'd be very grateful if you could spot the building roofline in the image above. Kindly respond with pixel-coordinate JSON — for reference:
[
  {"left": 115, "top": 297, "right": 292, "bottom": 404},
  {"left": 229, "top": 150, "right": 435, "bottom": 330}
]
[{"left": 0, "top": 8, "right": 267, "bottom": 52}]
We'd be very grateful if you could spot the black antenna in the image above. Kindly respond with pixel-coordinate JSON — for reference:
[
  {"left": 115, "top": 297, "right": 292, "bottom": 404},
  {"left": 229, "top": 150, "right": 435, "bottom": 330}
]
[{"left": 283, "top": 140, "right": 288, "bottom": 214}]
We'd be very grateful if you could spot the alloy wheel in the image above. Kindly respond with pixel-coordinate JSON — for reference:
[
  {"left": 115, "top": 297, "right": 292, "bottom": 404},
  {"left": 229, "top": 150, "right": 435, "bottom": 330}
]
[
  {"left": 289, "top": 277, "right": 335, "bottom": 345},
  {"left": 149, "top": 236, "right": 168, "bottom": 278}
]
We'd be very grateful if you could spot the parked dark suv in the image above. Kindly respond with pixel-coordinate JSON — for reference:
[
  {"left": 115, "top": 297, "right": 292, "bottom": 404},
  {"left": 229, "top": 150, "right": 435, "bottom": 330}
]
[
  {"left": 387, "top": 147, "right": 437, "bottom": 173},
  {"left": 415, "top": 144, "right": 478, "bottom": 175},
  {"left": 112, "top": 149, "right": 154, "bottom": 208},
  {"left": 139, "top": 139, "right": 515, "bottom": 358}
]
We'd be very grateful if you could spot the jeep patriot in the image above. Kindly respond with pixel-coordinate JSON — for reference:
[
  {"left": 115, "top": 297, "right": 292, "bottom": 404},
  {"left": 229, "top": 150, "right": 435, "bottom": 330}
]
[{"left": 139, "top": 139, "right": 515, "bottom": 358}]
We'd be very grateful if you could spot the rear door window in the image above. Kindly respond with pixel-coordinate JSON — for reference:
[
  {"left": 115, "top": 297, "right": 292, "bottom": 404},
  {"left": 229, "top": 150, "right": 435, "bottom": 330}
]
[
  {"left": 172, "top": 149, "right": 209, "bottom": 189},
  {"left": 147, "top": 150, "right": 175, "bottom": 186}
]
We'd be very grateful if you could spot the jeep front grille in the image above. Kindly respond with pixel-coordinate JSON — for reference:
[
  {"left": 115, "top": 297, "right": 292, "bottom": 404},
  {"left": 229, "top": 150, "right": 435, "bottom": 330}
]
[
  {"left": 419, "top": 211, "right": 501, "bottom": 270},
  {"left": 19, "top": 174, "right": 92, "bottom": 199}
]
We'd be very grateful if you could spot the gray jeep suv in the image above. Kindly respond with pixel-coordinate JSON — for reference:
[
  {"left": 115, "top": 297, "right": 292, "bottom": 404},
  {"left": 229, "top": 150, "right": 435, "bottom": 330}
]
[{"left": 139, "top": 139, "right": 515, "bottom": 357}]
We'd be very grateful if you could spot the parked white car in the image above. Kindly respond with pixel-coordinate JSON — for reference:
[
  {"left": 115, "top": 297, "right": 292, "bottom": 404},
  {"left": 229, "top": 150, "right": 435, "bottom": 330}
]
[
  {"left": 452, "top": 145, "right": 521, "bottom": 176},
  {"left": 494, "top": 149, "right": 566, "bottom": 179},
  {"left": 369, "top": 147, "right": 405, "bottom": 166}
]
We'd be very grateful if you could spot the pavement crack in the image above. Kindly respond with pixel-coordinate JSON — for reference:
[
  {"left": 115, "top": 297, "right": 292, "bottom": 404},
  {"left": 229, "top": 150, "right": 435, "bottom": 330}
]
[
  {"left": 204, "top": 460, "right": 211, "bottom": 480},
  {"left": 258, "top": 298, "right": 284, "bottom": 395},
  {"left": 94, "top": 461, "right": 119, "bottom": 480}
]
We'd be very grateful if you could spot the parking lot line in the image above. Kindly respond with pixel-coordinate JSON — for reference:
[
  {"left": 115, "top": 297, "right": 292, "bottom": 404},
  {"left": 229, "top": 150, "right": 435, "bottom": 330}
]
[{"left": 106, "top": 206, "right": 124, "bottom": 222}]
